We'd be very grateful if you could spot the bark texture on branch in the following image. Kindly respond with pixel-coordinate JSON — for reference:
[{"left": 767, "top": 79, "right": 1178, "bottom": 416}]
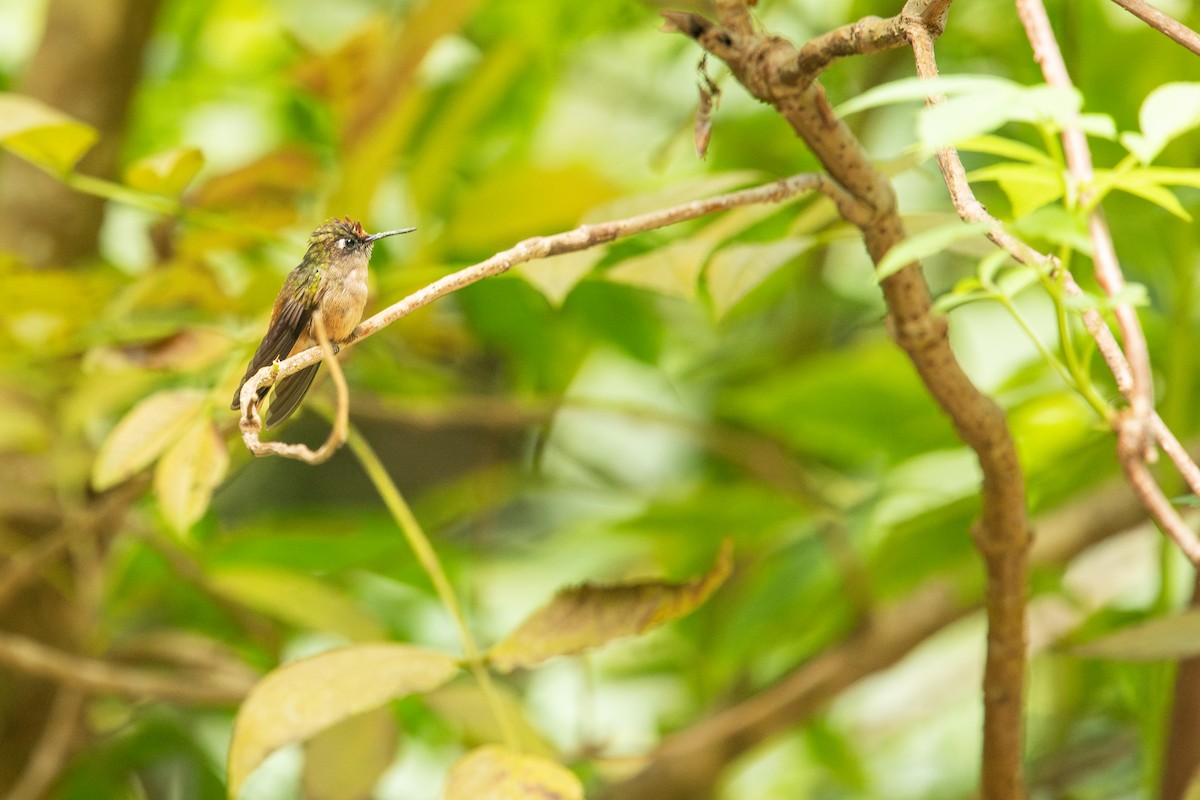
[{"left": 661, "top": 5, "right": 1031, "bottom": 798}]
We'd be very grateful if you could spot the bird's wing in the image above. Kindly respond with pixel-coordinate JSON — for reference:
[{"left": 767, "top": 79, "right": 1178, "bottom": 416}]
[{"left": 230, "top": 278, "right": 317, "bottom": 410}]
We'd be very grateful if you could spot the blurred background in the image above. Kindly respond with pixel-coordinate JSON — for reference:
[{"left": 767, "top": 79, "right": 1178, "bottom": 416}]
[{"left": 2, "top": 0, "right": 1200, "bottom": 797}]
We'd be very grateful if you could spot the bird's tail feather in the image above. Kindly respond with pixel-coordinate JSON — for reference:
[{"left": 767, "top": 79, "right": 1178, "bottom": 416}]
[{"left": 265, "top": 364, "right": 320, "bottom": 428}]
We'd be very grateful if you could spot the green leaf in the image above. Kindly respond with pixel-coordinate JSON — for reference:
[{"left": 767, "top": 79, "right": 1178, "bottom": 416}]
[
  {"left": 0, "top": 93, "right": 98, "bottom": 172},
  {"left": 516, "top": 247, "right": 604, "bottom": 307},
  {"left": 604, "top": 239, "right": 713, "bottom": 300},
  {"left": 706, "top": 239, "right": 812, "bottom": 319},
  {"left": 957, "top": 135, "right": 1055, "bottom": 165},
  {"left": 1072, "top": 608, "right": 1200, "bottom": 661},
  {"left": 125, "top": 146, "right": 205, "bottom": 196},
  {"left": 835, "top": 75, "right": 1017, "bottom": 117},
  {"left": 966, "top": 163, "right": 1064, "bottom": 218},
  {"left": 208, "top": 566, "right": 387, "bottom": 643},
  {"left": 91, "top": 389, "right": 209, "bottom": 491},
  {"left": 487, "top": 540, "right": 732, "bottom": 673},
  {"left": 154, "top": 418, "right": 228, "bottom": 535},
  {"left": 228, "top": 645, "right": 458, "bottom": 797},
  {"left": 876, "top": 221, "right": 991, "bottom": 280},
  {"left": 918, "top": 85, "right": 1082, "bottom": 150},
  {"left": 1062, "top": 283, "right": 1149, "bottom": 312},
  {"left": 302, "top": 707, "right": 398, "bottom": 800},
  {"left": 1010, "top": 206, "right": 1091, "bottom": 254},
  {"left": 444, "top": 746, "right": 582, "bottom": 800},
  {"left": 1120, "top": 82, "right": 1200, "bottom": 164}
]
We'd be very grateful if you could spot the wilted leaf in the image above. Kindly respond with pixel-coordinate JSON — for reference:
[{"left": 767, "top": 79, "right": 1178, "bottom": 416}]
[
  {"left": 1072, "top": 609, "right": 1200, "bottom": 661},
  {"left": 303, "top": 707, "right": 398, "bottom": 800},
  {"left": 444, "top": 746, "right": 582, "bottom": 800},
  {"left": 154, "top": 418, "right": 228, "bottom": 534},
  {"left": 605, "top": 239, "right": 713, "bottom": 300},
  {"left": 0, "top": 93, "right": 97, "bottom": 172},
  {"left": 228, "top": 644, "right": 458, "bottom": 797},
  {"left": 488, "top": 540, "right": 732, "bottom": 672},
  {"left": 517, "top": 248, "right": 605, "bottom": 307},
  {"left": 207, "top": 566, "right": 386, "bottom": 642},
  {"left": 876, "top": 221, "right": 990, "bottom": 280},
  {"left": 706, "top": 239, "right": 811, "bottom": 319},
  {"left": 125, "top": 146, "right": 205, "bottom": 196},
  {"left": 91, "top": 389, "right": 209, "bottom": 491}
]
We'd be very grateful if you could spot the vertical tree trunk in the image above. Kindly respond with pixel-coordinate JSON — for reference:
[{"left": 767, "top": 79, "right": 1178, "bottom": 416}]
[{"left": 0, "top": 0, "right": 162, "bottom": 266}]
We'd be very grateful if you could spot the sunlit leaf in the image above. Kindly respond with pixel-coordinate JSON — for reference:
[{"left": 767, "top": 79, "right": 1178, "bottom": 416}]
[
  {"left": 876, "top": 221, "right": 990, "bottom": 280},
  {"left": 516, "top": 248, "right": 605, "bottom": 307},
  {"left": 1072, "top": 608, "right": 1200, "bottom": 661},
  {"left": 487, "top": 539, "right": 732, "bottom": 672},
  {"left": 967, "top": 162, "right": 1064, "bottom": 218},
  {"left": 604, "top": 239, "right": 713, "bottom": 300},
  {"left": 228, "top": 645, "right": 458, "bottom": 797},
  {"left": 835, "top": 75, "right": 1017, "bottom": 117},
  {"left": 302, "top": 707, "right": 398, "bottom": 800},
  {"left": 208, "top": 565, "right": 386, "bottom": 642},
  {"left": 1062, "top": 283, "right": 1149, "bottom": 312},
  {"left": 125, "top": 146, "right": 205, "bottom": 196},
  {"left": 92, "top": 389, "right": 209, "bottom": 491},
  {"left": 918, "top": 86, "right": 1082, "bottom": 150},
  {"left": 0, "top": 92, "right": 97, "bottom": 172},
  {"left": 154, "top": 418, "right": 228, "bottom": 535},
  {"left": 957, "top": 135, "right": 1054, "bottom": 165},
  {"left": 1010, "top": 206, "right": 1091, "bottom": 254},
  {"left": 706, "top": 238, "right": 811, "bottom": 319},
  {"left": 1120, "top": 82, "right": 1200, "bottom": 164},
  {"left": 444, "top": 746, "right": 582, "bottom": 800}
]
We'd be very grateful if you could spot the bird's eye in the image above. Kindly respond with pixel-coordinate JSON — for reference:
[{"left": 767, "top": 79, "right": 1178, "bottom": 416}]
[{"left": 336, "top": 237, "right": 350, "bottom": 250}]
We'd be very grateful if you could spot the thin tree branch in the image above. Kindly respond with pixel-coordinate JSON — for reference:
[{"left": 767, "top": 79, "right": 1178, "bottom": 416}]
[
  {"left": 239, "top": 310, "right": 350, "bottom": 463},
  {"left": 0, "top": 632, "right": 253, "bottom": 705},
  {"left": 1016, "top": 0, "right": 1156, "bottom": 462},
  {"left": 1109, "top": 0, "right": 1200, "bottom": 56},
  {"left": 906, "top": 24, "right": 1200, "bottom": 564},
  {"left": 664, "top": 9, "right": 1032, "bottom": 798},
  {"left": 236, "top": 173, "right": 847, "bottom": 451}
]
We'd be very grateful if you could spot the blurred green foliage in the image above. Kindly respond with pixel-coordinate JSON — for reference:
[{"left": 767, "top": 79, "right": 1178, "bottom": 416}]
[{"left": 3, "top": 0, "right": 1200, "bottom": 798}]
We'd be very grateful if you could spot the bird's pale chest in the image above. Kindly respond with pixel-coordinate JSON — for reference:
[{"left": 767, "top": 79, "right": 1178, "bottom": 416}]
[{"left": 317, "top": 261, "right": 369, "bottom": 342}]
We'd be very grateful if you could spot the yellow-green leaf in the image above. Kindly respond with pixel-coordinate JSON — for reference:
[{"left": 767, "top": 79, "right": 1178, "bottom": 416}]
[
  {"left": 875, "top": 221, "right": 991, "bottom": 281},
  {"left": 154, "top": 419, "right": 228, "bottom": 535},
  {"left": 228, "top": 644, "right": 458, "bottom": 797},
  {"left": 125, "top": 146, "right": 205, "bottom": 196},
  {"left": 517, "top": 248, "right": 604, "bottom": 307},
  {"left": 0, "top": 93, "right": 98, "bottom": 172},
  {"left": 706, "top": 239, "right": 811, "bottom": 319},
  {"left": 91, "top": 389, "right": 209, "bottom": 491},
  {"left": 426, "top": 680, "right": 556, "bottom": 757},
  {"left": 207, "top": 566, "right": 386, "bottom": 643},
  {"left": 605, "top": 239, "right": 713, "bottom": 301},
  {"left": 302, "top": 707, "right": 398, "bottom": 800},
  {"left": 488, "top": 540, "right": 733, "bottom": 673},
  {"left": 444, "top": 746, "right": 582, "bottom": 800}
]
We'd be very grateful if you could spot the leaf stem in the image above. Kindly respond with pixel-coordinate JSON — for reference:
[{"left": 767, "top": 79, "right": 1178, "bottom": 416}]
[{"left": 344, "top": 424, "right": 518, "bottom": 749}]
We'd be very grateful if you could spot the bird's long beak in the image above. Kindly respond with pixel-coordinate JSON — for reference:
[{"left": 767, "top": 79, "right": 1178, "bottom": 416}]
[{"left": 364, "top": 227, "right": 417, "bottom": 242}]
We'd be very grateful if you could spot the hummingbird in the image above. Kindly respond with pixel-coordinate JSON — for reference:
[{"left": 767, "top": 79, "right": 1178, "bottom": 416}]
[{"left": 230, "top": 217, "right": 415, "bottom": 428}]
